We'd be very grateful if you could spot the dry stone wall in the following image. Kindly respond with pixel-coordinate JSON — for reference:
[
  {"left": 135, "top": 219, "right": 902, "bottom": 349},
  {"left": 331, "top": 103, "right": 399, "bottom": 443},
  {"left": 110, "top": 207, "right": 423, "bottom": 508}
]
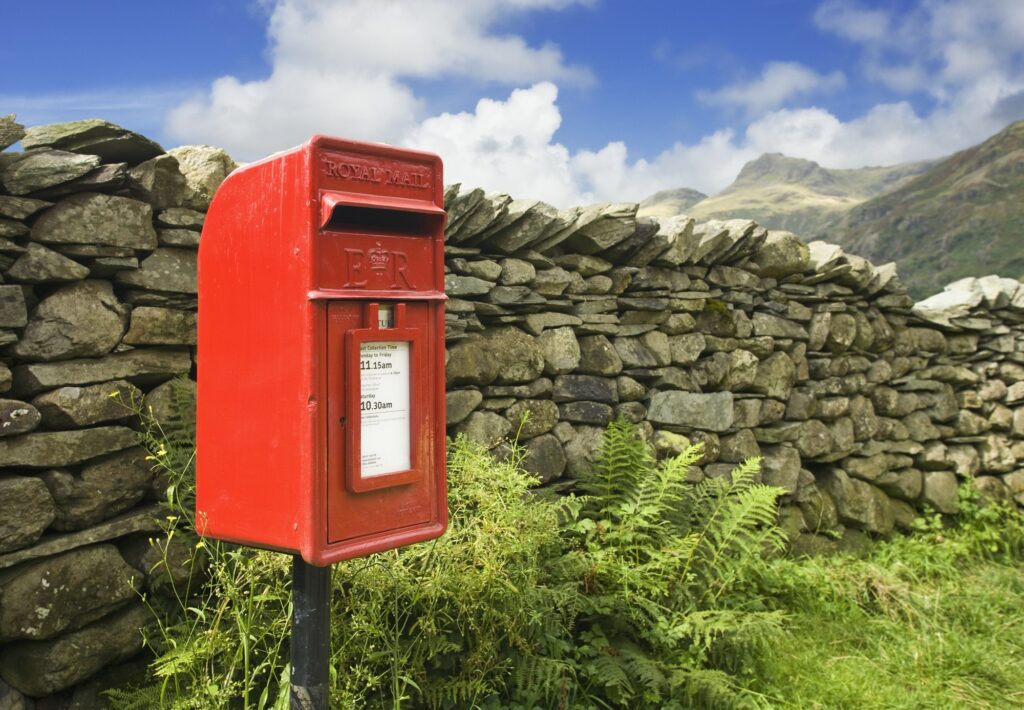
[{"left": 1, "top": 114, "right": 1023, "bottom": 704}]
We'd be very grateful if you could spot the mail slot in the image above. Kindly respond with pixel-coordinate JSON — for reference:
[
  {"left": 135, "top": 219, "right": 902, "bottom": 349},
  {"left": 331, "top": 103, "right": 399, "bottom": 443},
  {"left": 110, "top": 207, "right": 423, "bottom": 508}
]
[{"left": 196, "top": 136, "right": 447, "bottom": 565}]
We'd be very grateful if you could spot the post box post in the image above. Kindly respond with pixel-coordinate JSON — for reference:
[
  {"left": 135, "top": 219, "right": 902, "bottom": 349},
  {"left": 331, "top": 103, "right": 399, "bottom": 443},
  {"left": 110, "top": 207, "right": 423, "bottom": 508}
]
[
  {"left": 197, "top": 136, "right": 448, "bottom": 706},
  {"left": 290, "top": 558, "right": 331, "bottom": 709}
]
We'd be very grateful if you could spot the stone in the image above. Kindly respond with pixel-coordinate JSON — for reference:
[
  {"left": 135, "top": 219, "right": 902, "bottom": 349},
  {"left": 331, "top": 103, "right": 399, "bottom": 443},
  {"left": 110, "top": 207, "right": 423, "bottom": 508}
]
[
  {"left": 947, "top": 445, "right": 981, "bottom": 478},
  {"left": 454, "top": 411, "right": 511, "bottom": 450},
  {"left": 22, "top": 119, "right": 163, "bottom": 164},
  {"left": 0, "top": 602, "right": 150, "bottom": 697},
  {"left": 537, "top": 327, "right": 580, "bottom": 375},
  {"left": 0, "top": 399, "right": 40, "bottom": 438},
  {"left": 0, "top": 195, "right": 52, "bottom": 221},
  {"left": 6, "top": 243, "right": 90, "bottom": 283},
  {"left": 652, "top": 430, "right": 694, "bottom": 460},
  {"left": 749, "top": 231, "right": 809, "bottom": 278},
  {"left": 563, "top": 425, "right": 606, "bottom": 479},
  {"left": 0, "top": 544, "right": 140, "bottom": 642},
  {"left": 167, "top": 145, "right": 237, "bottom": 210},
  {"left": 15, "top": 281, "right": 128, "bottom": 362},
  {"left": 498, "top": 258, "right": 536, "bottom": 285},
  {"left": 616, "top": 375, "right": 646, "bottom": 403},
  {"left": 795, "top": 420, "right": 833, "bottom": 459},
  {"left": 577, "top": 335, "right": 623, "bottom": 376},
  {"left": 752, "top": 312, "right": 808, "bottom": 340},
  {"left": 721, "top": 349, "right": 759, "bottom": 391},
  {"left": 156, "top": 207, "right": 205, "bottom": 229},
  {"left": 445, "top": 389, "right": 482, "bottom": 426},
  {"left": 614, "top": 401, "right": 646, "bottom": 423},
  {"left": 613, "top": 336, "right": 659, "bottom": 368},
  {"left": 980, "top": 434, "right": 1016, "bottom": 473},
  {"left": 719, "top": 429, "right": 760, "bottom": 462},
  {"left": 955, "top": 410, "right": 990, "bottom": 436},
  {"left": 799, "top": 488, "right": 840, "bottom": 534},
  {"left": 0, "top": 426, "right": 136, "bottom": 468},
  {"left": 559, "top": 203, "right": 638, "bottom": 254},
  {"left": 0, "top": 677, "right": 30, "bottom": 710},
  {"left": 40, "top": 447, "right": 154, "bottom": 530},
  {"left": 820, "top": 468, "right": 895, "bottom": 534},
  {"left": 116, "top": 248, "right": 197, "bottom": 293},
  {"left": 158, "top": 229, "right": 201, "bottom": 248},
  {"left": 0, "top": 149, "right": 101, "bottom": 195},
  {"left": 760, "top": 445, "right": 801, "bottom": 494},
  {"left": 32, "top": 193, "right": 156, "bottom": 251},
  {"left": 488, "top": 327, "right": 545, "bottom": 384},
  {"left": 0, "top": 114, "right": 25, "bottom": 150},
  {"left": 32, "top": 161, "right": 129, "bottom": 200},
  {"left": 445, "top": 274, "right": 492, "bottom": 296},
  {"left": 826, "top": 313, "right": 857, "bottom": 352},
  {"left": 520, "top": 434, "right": 566, "bottom": 483},
  {"left": 668, "top": 333, "right": 706, "bottom": 365},
  {"left": 922, "top": 471, "right": 959, "bottom": 513},
  {"left": 446, "top": 337, "right": 499, "bottom": 387},
  {"left": 750, "top": 352, "right": 796, "bottom": 400},
  {"left": 122, "top": 307, "right": 197, "bottom": 346},
  {"left": 521, "top": 312, "right": 582, "bottom": 336},
  {"left": 31, "top": 380, "right": 141, "bottom": 429},
  {"left": 0, "top": 477, "right": 55, "bottom": 553},
  {"left": 0, "top": 285, "right": 28, "bottom": 328},
  {"left": 491, "top": 392, "right": 553, "bottom": 434},
  {"left": 553, "top": 375, "right": 617, "bottom": 404},
  {"left": 875, "top": 469, "right": 924, "bottom": 501},
  {"left": 126, "top": 153, "right": 187, "bottom": 210},
  {"left": 647, "top": 391, "right": 734, "bottom": 432},
  {"left": 532, "top": 267, "right": 575, "bottom": 296},
  {"left": 973, "top": 476, "right": 1012, "bottom": 505},
  {"left": 558, "top": 401, "right": 613, "bottom": 425}
]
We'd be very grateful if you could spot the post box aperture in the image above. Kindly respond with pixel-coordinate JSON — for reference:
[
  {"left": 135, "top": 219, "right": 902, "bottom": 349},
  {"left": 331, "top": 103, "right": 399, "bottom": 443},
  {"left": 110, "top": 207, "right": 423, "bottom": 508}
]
[{"left": 197, "top": 136, "right": 447, "bottom": 565}]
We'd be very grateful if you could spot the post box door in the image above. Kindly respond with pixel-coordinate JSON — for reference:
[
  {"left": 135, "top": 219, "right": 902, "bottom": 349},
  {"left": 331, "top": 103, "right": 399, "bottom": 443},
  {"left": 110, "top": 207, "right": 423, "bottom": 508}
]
[{"left": 325, "top": 300, "right": 438, "bottom": 543}]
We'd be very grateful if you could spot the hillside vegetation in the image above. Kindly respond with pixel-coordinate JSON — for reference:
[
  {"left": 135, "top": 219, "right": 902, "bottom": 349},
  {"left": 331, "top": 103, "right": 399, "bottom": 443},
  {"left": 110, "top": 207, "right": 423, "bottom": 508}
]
[
  {"left": 828, "top": 120, "right": 1024, "bottom": 298},
  {"left": 679, "top": 154, "right": 931, "bottom": 237}
]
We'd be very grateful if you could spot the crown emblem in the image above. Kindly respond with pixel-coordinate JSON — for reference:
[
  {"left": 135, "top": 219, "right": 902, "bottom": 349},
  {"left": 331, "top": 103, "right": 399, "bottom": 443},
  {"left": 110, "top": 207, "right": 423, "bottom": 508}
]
[{"left": 368, "top": 243, "right": 391, "bottom": 271}]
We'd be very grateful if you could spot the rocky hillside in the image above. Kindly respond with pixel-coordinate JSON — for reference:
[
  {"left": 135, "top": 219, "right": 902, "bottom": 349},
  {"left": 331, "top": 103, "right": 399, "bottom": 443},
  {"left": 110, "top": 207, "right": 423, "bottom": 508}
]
[
  {"left": 828, "top": 120, "right": 1024, "bottom": 298},
  {"left": 682, "top": 154, "right": 931, "bottom": 237},
  {"left": 637, "top": 187, "right": 707, "bottom": 217}
]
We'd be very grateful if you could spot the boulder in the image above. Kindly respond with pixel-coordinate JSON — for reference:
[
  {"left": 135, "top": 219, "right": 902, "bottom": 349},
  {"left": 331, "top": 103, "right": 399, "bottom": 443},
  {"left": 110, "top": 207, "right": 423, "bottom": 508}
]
[
  {"left": 31, "top": 193, "right": 157, "bottom": 249},
  {"left": 0, "top": 477, "right": 55, "bottom": 553},
  {"left": 0, "top": 602, "right": 150, "bottom": 697},
  {"left": 647, "top": 391, "right": 734, "bottom": 432},
  {"left": 0, "top": 544, "right": 139, "bottom": 642},
  {"left": 14, "top": 281, "right": 128, "bottom": 361}
]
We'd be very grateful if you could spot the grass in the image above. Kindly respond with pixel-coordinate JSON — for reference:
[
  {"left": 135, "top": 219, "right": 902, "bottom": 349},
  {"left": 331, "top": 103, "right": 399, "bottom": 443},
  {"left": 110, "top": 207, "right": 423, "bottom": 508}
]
[{"left": 753, "top": 494, "right": 1024, "bottom": 709}]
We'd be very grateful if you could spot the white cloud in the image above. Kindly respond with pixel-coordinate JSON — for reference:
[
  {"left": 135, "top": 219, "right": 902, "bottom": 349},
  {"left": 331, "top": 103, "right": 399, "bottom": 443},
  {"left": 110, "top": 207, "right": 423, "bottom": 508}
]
[
  {"left": 165, "top": 0, "right": 592, "bottom": 159},
  {"left": 699, "top": 62, "right": 846, "bottom": 114}
]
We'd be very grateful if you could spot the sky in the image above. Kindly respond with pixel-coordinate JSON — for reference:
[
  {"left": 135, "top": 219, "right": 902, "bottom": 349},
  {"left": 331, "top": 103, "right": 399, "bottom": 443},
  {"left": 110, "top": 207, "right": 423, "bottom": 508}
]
[{"left": 3, "top": 0, "right": 1024, "bottom": 207}]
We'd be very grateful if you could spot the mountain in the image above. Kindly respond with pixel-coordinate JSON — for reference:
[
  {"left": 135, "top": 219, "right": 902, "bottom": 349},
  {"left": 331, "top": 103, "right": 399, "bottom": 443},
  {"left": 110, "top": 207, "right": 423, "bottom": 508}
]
[
  {"left": 682, "top": 154, "right": 932, "bottom": 237},
  {"left": 828, "top": 120, "right": 1024, "bottom": 298},
  {"left": 637, "top": 187, "right": 708, "bottom": 217}
]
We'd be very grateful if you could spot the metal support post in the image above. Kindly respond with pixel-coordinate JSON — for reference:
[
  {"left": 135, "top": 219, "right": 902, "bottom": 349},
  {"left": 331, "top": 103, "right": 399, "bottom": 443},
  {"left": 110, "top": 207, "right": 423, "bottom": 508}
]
[{"left": 290, "top": 556, "right": 331, "bottom": 709}]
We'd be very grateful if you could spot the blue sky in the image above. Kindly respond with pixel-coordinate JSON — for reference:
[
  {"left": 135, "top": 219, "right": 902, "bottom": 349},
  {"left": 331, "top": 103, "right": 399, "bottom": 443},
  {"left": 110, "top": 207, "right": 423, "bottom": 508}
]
[{"left": 3, "top": 1, "right": 1023, "bottom": 206}]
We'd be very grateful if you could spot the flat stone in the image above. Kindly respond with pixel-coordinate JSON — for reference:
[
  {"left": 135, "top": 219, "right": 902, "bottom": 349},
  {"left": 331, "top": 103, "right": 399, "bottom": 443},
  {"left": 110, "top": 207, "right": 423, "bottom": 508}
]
[
  {"left": 122, "top": 306, "right": 197, "bottom": 345},
  {"left": 750, "top": 231, "right": 810, "bottom": 278},
  {"left": 577, "top": 335, "right": 623, "bottom": 376},
  {"left": 445, "top": 274, "right": 492, "bottom": 297},
  {"left": 6, "top": 243, "right": 89, "bottom": 283},
  {"left": 40, "top": 447, "right": 154, "bottom": 530},
  {"left": 31, "top": 192, "right": 157, "bottom": 249},
  {"left": 0, "top": 504, "right": 163, "bottom": 572},
  {"left": 31, "top": 161, "right": 129, "bottom": 200},
  {"left": 0, "top": 114, "right": 24, "bottom": 150},
  {"left": 156, "top": 207, "right": 205, "bottom": 229},
  {"left": 0, "top": 477, "right": 55, "bottom": 553},
  {"left": 0, "top": 544, "right": 140, "bottom": 642},
  {"left": 553, "top": 375, "right": 617, "bottom": 404},
  {"left": 22, "top": 119, "right": 164, "bottom": 164},
  {"left": 558, "top": 401, "right": 613, "bottom": 425},
  {"left": 647, "top": 391, "right": 734, "bottom": 432},
  {"left": 0, "top": 426, "right": 136, "bottom": 468},
  {"left": 0, "top": 195, "right": 52, "bottom": 220},
  {"left": 445, "top": 389, "right": 482, "bottom": 426},
  {"left": 559, "top": 203, "right": 638, "bottom": 254},
  {"left": 0, "top": 149, "right": 101, "bottom": 195},
  {"left": 167, "top": 145, "right": 237, "bottom": 210},
  {"left": 31, "top": 380, "right": 141, "bottom": 429},
  {"left": 752, "top": 312, "right": 808, "bottom": 340},
  {"left": 0, "top": 286, "right": 28, "bottom": 329},
  {"left": 127, "top": 154, "right": 186, "bottom": 209},
  {"left": 15, "top": 281, "right": 128, "bottom": 361},
  {"left": 0, "top": 217, "right": 28, "bottom": 238},
  {"left": 0, "top": 602, "right": 151, "bottom": 697},
  {"left": 115, "top": 248, "right": 197, "bottom": 293},
  {"left": 90, "top": 256, "right": 140, "bottom": 277},
  {"left": 520, "top": 433, "right": 566, "bottom": 483}
]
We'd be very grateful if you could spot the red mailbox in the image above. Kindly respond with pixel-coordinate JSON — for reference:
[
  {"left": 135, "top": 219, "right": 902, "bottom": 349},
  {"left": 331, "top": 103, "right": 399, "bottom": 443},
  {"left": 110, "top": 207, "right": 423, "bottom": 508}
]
[{"left": 196, "top": 136, "right": 447, "bottom": 565}]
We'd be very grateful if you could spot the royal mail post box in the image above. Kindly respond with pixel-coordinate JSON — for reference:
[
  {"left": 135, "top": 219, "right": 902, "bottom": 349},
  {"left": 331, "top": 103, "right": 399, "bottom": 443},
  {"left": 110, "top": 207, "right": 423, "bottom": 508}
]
[{"left": 196, "top": 136, "right": 447, "bottom": 565}]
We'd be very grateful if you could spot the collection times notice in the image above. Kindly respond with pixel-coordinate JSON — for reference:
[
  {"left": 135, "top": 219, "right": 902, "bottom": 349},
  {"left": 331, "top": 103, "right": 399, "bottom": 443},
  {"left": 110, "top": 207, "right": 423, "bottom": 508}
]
[{"left": 358, "top": 341, "right": 411, "bottom": 477}]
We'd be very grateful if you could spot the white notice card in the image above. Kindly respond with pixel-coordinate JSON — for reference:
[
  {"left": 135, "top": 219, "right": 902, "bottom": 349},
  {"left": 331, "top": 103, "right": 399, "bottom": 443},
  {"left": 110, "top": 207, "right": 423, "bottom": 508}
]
[{"left": 359, "top": 341, "right": 411, "bottom": 477}]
